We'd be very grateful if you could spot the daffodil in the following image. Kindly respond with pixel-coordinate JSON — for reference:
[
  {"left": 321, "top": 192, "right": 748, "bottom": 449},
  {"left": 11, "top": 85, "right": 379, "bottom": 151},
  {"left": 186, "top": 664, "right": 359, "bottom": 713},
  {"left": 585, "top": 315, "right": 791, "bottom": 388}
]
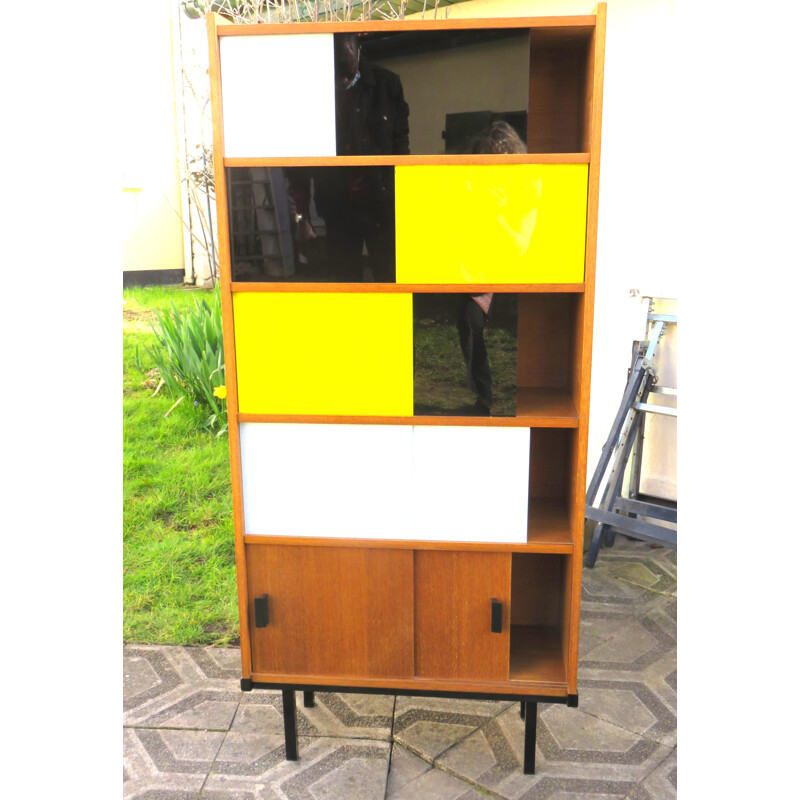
[{"left": 213, "top": 385, "right": 227, "bottom": 400}]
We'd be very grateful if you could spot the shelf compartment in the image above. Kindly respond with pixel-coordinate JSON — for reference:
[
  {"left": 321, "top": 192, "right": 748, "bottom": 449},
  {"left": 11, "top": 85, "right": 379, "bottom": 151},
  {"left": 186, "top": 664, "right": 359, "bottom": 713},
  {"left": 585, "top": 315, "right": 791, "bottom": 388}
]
[
  {"left": 527, "top": 499, "right": 571, "bottom": 550},
  {"left": 528, "top": 29, "right": 595, "bottom": 154},
  {"left": 509, "top": 625, "right": 565, "bottom": 683},
  {"left": 509, "top": 553, "right": 567, "bottom": 683},
  {"left": 516, "top": 387, "right": 578, "bottom": 424}
]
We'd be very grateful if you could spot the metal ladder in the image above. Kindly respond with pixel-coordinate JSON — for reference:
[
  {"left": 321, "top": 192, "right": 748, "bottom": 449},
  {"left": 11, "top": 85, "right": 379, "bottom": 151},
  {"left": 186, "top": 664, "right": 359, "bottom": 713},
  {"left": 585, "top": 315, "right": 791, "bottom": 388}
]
[{"left": 584, "top": 302, "right": 677, "bottom": 567}]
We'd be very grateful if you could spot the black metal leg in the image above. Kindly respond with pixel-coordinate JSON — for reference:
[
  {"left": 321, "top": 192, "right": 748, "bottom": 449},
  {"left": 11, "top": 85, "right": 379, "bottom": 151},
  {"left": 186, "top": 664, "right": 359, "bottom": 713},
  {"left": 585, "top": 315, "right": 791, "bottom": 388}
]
[
  {"left": 585, "top": 521, "right": 606, "bottom": 567},
  {"left": 523, "top": 701, "right": 537, "bottom": 774},
  {"left": 520, "top": 702, "right": 525, "bottom": 719},
  {"left": 282, "top": 690, "right": 298, "bottom": 761},
  {"left": 303, "top": 691, "right": 315, "bottom": 708}
]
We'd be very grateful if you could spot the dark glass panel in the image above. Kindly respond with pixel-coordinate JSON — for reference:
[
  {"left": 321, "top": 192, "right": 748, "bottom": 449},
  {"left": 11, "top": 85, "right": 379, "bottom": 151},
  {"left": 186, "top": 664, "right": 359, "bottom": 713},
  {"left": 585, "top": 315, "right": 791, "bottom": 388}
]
[
  {"left": 227, "top": 166, "right": 396, "bottom": 283},
  {"left": 349, "top": 29, "right": 531, "bottom": 156},
  {"left": 413, "top": 294, "right": 518, "bottom": 417}
]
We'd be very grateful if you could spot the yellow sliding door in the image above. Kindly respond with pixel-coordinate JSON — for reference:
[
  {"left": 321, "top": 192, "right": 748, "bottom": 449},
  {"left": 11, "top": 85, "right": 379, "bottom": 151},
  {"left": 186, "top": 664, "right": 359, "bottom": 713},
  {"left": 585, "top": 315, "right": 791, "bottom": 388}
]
[
  {"left": 395, "top": 164, "right": 588, "bottom": 284},
  {"left": 233, "top": 292, "right": 413, "bottom": 416}
]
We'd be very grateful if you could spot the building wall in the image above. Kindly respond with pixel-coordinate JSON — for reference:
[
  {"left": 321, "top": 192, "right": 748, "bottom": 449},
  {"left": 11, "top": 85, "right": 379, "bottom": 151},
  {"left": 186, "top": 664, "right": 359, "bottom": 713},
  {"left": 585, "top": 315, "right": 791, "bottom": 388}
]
[
  {"left": 373, "top": 32, "right": 530, "bottom": 154},
  {"left": 417, "top": 0, "right": 678, "bottom": 500},
  {"left": 122, "top": 0, "right": 185, "bottom": 282}
]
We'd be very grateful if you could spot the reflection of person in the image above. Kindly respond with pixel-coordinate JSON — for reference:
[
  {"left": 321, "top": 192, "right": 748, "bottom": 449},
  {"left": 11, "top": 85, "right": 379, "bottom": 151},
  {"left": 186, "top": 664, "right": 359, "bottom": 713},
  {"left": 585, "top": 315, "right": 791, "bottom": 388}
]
[
  {"left": 458, "top": 121, "right": 527, "bottom": 415},
  {"left": 288, "top": 33, "right": 409, "bottom": 282}
]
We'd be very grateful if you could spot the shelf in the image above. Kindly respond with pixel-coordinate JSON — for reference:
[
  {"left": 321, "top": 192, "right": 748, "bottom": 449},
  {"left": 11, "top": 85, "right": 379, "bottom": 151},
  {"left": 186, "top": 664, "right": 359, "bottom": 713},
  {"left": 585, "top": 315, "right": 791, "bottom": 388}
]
[
  {"left": 230, "top": 282, "right": 585, "bottom": 294},
  {"left": 509, "top": 625, "right": 565, "bottom": 684},
  {"left": 224, "top": 153, "right": 590, "bottom": 167},
  {"left": 243, "top": 500, "right": 571, "bottom": 554},
  {"left": 217, "top": 16, "right": 597, "bottom": 37},
  {"left": 516, "top": 388, "right": 578, "bottom": 426},
  {"left": 526, "top": 499, "right": 572, "bottom": 550},
  {"left": 238, "top": 411, "right": 577, "bottom": 429}
]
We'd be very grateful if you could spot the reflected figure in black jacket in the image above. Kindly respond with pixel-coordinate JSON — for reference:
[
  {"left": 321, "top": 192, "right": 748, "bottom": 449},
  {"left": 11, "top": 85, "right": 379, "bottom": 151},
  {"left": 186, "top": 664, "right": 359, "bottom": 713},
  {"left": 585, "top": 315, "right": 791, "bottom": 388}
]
[{"left": 289, "top": 33, "right": 410, "bottom": 282}]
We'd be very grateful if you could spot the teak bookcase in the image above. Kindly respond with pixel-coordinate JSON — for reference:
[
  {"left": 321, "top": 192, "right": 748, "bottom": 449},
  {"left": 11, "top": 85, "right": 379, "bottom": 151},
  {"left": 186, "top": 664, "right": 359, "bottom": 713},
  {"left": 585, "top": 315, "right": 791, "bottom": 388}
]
[{"left": 208, "top": 6, "right": 605, "bottom": 774}]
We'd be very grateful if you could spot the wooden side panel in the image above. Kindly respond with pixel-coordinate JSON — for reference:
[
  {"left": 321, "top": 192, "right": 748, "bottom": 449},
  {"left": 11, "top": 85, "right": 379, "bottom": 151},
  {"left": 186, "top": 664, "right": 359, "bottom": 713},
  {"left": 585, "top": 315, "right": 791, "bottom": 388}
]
[
  {"left": 510, "top": 554, "right": 564, "bottom": 627},
  {"left": 564, "top": 3, "right": 607, "bottom": 695},
  {"left": 246, "top": 545, "right": 414, "bottom": 679},
  {"left": 415, "top": 552, "right": 511, "bottom": 682},
  {"left": 517, "top": 294, "right": 576, "bottom": 390},
  {"left": 529, "top": 429, "right": 571, "bottom": 500},
  {"left": 527, "top": 37, "right": 588, "bottom": 153},
  {"left": 207, "top": 12, "right": 253, "bottom": 679}
]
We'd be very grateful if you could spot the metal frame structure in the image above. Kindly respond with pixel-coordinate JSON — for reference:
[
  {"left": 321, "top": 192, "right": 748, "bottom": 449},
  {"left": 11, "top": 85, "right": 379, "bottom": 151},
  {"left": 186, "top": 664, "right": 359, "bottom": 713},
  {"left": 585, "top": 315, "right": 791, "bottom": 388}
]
[
  {"left": 242, "top": 680, "right": 577, "bottom": 774},
  {"left": 584, "top": 305, "right": 677, "bottom": 567}
]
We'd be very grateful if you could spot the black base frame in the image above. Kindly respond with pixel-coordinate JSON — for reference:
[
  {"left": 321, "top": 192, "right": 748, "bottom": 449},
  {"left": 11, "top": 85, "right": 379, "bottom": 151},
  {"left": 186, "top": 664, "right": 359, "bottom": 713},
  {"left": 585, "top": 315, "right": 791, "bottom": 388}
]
[{"left": 240, "top": 679, "right": 578, "bottom": 775}]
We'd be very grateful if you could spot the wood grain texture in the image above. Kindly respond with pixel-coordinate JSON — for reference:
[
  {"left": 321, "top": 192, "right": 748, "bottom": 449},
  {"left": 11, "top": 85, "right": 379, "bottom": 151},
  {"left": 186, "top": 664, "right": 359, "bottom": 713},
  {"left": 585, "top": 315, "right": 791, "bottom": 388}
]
[
  {"left": 246, "top": 545, "right": 414, "bottom": 679},
  {"left": 231, "top": 283, "right": 585, "bottom": 294},
  {"left": 225, "top": 154, "right": 590, "bottom": 167},
  {"left": 527, "top": 36, "right": 589, "bottom": 154},
  {"left": 415, "top": 552, "right": 511, "bottom": 682},
  {"left": 216, "top": 18, "right": 597, "bottom": 36},
  {"left": 564, "top": 1, "right": 606, "bottom": 695},
  {"left": 529, "top": 428, "right": 572, "bottom": 502},
  {"left": 515, "top": 387, "right": 578, "bottom": 425},
  {"left": 509, "top": 625, "right": 565, "bottom": 684},
  {"left": 248, "top": 670, "right": 568, "bottom": 697},
  {"left": 238, "top": 410, "right": 578, "bottom": 429},
  {"left": 207, "top": 11, "right": 252, "bottom": 680},
  {"left": 510, "top": 554, "right": 565, "bottom": 627},
  {"left": 517, "top": 294, "right": 577, "bottom": 391}
]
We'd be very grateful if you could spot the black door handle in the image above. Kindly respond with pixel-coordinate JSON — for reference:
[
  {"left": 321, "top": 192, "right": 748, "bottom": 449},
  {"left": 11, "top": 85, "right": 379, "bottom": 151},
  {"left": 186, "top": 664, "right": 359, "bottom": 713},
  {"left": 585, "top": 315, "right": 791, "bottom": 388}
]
[
  {"left": 254, "top": 594, "right": 269, "bottom": 628},
  {"left": 491, "top": 598, "right": 502, "bottom": 634}
]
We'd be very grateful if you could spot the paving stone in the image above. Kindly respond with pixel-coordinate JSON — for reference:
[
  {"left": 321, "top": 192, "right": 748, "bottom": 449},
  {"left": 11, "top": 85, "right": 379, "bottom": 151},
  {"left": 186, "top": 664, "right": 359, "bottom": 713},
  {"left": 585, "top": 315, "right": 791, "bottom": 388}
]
[
  {"left": 436, "top": 703, "right": 672, "bottom": 799},
  {"left": 234, "top": 691, "right": 394, "bottom": 740},
  {"left": 575, "top": 680, "right": 675, "bottom": 749},
  {"left": 123, "top": 646, "right": 241, "bottom": 731},
  {"left": 580, "top": 612, "right": 636, "bottom": 662},
  {"left": 393, "top": 696, "right": 514, "bottom": 762},
  {"left": 204, "top": 734, "right": 390, "bottom": 799},
  {"left": 385, "top": 759, "right": 484, "bottom": 800},
  {"left": 123, "top": 727, "right": 221, "bottom": 800},
  {"left": 626, "top": 748, "right": 676, "bottom": 800},
  {"left": 386, "top": 744, "right": 434, "bottom": 795}
]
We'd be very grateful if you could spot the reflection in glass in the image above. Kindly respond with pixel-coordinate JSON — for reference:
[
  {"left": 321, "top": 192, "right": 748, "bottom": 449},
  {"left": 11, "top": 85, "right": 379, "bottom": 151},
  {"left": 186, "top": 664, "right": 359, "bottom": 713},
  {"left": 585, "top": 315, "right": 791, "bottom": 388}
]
[
  {"left": 333, "top": 33, "right": 410, "bottom": 156},
  {"left": 414, "top": 294, "right": 518, "bottom": 417},
  {"left": 360, "top": 29, "right": 530, "bottom": 155},
  {"left": 228, "top": 166, "right": 396, "bottom": 283}
]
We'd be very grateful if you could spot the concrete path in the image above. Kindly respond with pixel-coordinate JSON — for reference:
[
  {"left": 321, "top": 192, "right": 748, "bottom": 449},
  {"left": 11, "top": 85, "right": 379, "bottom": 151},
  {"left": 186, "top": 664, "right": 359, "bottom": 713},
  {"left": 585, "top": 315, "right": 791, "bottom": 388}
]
[{"left": 123, "top": 538, "right": 676, "bottom": 799}]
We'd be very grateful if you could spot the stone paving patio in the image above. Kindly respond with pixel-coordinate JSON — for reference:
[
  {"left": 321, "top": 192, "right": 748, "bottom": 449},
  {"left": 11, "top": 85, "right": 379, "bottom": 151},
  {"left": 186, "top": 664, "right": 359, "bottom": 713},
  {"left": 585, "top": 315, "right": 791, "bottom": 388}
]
[{"left": 123, "top": 538, "right": 676, "bottom": 800}]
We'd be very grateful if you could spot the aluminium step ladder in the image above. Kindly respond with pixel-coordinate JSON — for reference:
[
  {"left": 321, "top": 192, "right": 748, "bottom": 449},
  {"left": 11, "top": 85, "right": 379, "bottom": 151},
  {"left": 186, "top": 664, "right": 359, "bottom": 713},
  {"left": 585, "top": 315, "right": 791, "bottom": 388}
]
[{"left": 584, "top": 302, "right": 677, "bottom": 567}]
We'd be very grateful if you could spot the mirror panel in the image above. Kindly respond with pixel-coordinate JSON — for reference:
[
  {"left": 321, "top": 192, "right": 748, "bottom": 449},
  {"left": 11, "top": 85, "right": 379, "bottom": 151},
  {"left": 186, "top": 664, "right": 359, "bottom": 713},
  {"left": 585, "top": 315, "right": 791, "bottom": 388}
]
[
  {"left": 228, "top": 166, "right": 397, "bottom": 283},
  {"left": 413, "top": 294, "right": 518, "bottom": 417}
]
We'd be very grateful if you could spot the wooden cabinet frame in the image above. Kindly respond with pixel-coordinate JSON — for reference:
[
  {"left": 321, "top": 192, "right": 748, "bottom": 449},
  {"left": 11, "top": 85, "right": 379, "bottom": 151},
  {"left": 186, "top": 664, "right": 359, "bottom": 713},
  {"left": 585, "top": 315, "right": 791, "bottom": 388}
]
[{"left": 207, "top": 5, "right": 606, "bottom": 773}]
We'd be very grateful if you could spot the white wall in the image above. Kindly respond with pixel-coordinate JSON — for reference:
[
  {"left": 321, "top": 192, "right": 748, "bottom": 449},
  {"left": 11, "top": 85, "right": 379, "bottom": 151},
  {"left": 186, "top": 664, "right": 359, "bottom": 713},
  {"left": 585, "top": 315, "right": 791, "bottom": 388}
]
[
  {"left": 425, "top": 0, "right": 678, "bottom": 497},
  {"left": 121, "top": 0, "right": 185, "bottom": 275}
]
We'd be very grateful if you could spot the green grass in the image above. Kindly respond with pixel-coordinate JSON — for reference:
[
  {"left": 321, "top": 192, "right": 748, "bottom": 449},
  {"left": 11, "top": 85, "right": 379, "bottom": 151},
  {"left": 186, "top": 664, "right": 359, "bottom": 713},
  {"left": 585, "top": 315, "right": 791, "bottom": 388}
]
[
  {"left": 123, "top": 285, "right": 238, "bottom": 646},
  {"left": 414, "top": 317, "right": 518, "bottom": 417}
]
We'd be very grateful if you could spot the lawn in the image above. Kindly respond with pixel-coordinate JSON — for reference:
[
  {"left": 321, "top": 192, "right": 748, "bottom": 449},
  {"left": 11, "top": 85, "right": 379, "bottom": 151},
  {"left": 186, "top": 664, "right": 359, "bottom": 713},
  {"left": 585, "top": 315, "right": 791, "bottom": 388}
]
[{"left": 123, "top": 285, "right": 238, "bottom": 646}]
